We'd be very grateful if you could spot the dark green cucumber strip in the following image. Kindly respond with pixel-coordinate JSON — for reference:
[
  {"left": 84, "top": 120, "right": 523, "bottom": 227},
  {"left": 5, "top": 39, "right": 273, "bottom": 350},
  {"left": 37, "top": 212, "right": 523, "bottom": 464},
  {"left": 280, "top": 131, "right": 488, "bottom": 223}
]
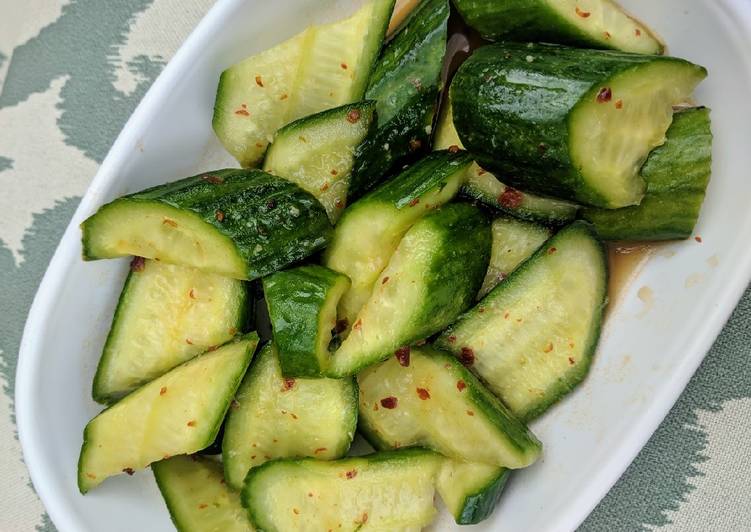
[
  {"left": 222, "top": 343, "right": 357, "bottom": 490},
  {"left": 451, "top": 42, "right": 707, "bottom": 208},
  {"left": 329, "top": 203, "right": 490, "bottom": 377},
  {"left": 437, "top": 221, "right": 607, "bottom": 421},
  {"left": 581, "top": 107, "right": 712, "bottom": 240},
  {"left": 152, "top": 456, "right": 253, "bottom": 532},
  {"left": 78, "top": 334, "right": 258, "bottom": 493},
  {"left": 212, "top": 0, "right": 394, "bottom": 167},
  {"left": 453, "top": 0, "right": 663, "bottom": 54},
  {"left": 437, "top": 460, "right": 509, "bottom": 525},
  {"left": 357, "top": 347, "right": 541, "bottom": 469},
  {"left": 348, "top": 0, "right": 450, "bottom": 197},
  {"left": 92, "top": 259, "right": 247, "bottom": 404},
  {"left": 324, "top": 151, "right": 471, "bottom": 329},
  {"left": 263, "top": 101, "right": 376, "bottom": 222},
  {"left": 242, "top": 449, "right": 442, "bottom": 532},
  {"left": 263, "top": 265, "right": 350, "bottom": 378},
  {"left": 81, "top": 169, "right": 332, "bottom": 280}
]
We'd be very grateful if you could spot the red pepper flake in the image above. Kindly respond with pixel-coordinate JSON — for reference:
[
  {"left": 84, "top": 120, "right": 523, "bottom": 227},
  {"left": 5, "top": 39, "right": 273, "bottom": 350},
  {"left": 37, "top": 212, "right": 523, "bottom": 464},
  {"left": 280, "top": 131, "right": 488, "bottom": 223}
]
[
  {"left": 543, "top": 342, "right": 554, "bottom": 353},
  {"left": 459, "top": 347, "right": 475, "bottom": 367},
  {"left": 314, "top": 447, "right": 327, "bottom": 454},
  {"left": 448, "top": 144, "right": 461, "bottom": 153},
  {"left": 215, "top": 210, "right": 225, "bottom": 222},
  {"left": 345, "top": 469, "right": 357, "bottom": 479},
  {"left": 382, "top": 276, "right": 390, "bottom": 285},
  {"left": 477, "top": 168, "right": 487, "bottom": 176},
  {"left": 340, "top": 63, "right": 348, "bottom": 70},
  {"left": 199, "top": 504, "right": 208, "bottom": 510},
  {"left": 456, "top": 380, "right": 467, "bottom": 392},
  {"left": 282, "top": 377, "right": 296, "bottom": 391},
  {"left": 330, "top": 168, "right": 338, "bottom": 176},
  {"left": 604, "top": 31, "right": 612, "bottom": 39},
  {"left": 409, "top": 138, "right": 422, "bottom": 151},
  {"left": 568, "top": 357, "right": 576, "bottom": 365},
  {"left": 575, "top": 6, "right": 591, "bottom": 18},
  {"left": 187, "top": 420, "right": 196, "bottom": 427},
  {"left": 290, "top": 412, "right": 298, "bottom": 420},
  {"left": 162, "top": 218, "right": 178, "bottom": 228},
  {"left": 416, "top": 387, "right": 431, "bottom": 400},
  {"left": 280, "top": 93, "right": 288, "bottom": 100},
  {"left": 635, "top": 28, "right": 642, "bottom": 36},
  {"left": 504, "top": 312, "right": 510, "bottom": 320},
  {"left": 122, "top": 468, "right": 135, "bottom": 476},
  {"left": 346, "top": 109, "right": 361, "bottom": 123},
  {"left": 255, "top": 75, "right": 264, "bottom": 87},
  {"left": 548, "top": 247, "right": 558, "bottom": 254},
  {"left": 234, "top": 108, "right": 250, "bottom": 116},
  {"left": 308, "top": 492, "right": 314, "bottom": 497},
  {"left": 202, "top": 174, "right": 224, "bottom": 184},
  {"left": 466, "top": 410, "right": 475, "bottom": 416},
  {"left": 395, "top": 346, "right": 411, "bottom": 367},
  {"left": 160, "top": 386, "right": 167, "bottom": 396},
  {"left": 498, "top": 187, "right": 524, "bottom": 209},
  {"left": 185, "top": 338, "right": 193, "bottom": 345},
  {"left": 230, "top": 399, "right": 239, "bottom": 409},
  {"left": 373, "top": 402, "right": 379, "bottom": 411},
  {"left": 615, "top": 99, "right": 623, "bottom": 109},
  {"left": 447, "top": 335, "right": 457, "bottom": 344},
  {"left": 188, "top": 288, "right": 196, "bottom": 299},
  {"left": 205, "top": 344, "right": 217, "bottom": 352},
  {"left": 353, "top": 318, "right": 362, "bottom": 331},
  {"left": 478, "top": 307, "right": 486, "bottom": 314},
  {"left": 293, "top": 508, "right": 300, "bottom": 515},
  {"left": 695, "top": 236, "right": 703, "bottom": 243},
  {"left": 356, "top": 512, "right": 369, "bottom": 525},
  {"left": 596, "top": 87, "right": 612, "bottom": 103},
  {"left": 334, "top": 319, "right": 348, "bottom": 334},
  {"left": 130, "top": 256, "right": 145, "bottom": 272},
  {"left": 255, "top": 142, "right": 264, "bottom": 148},
  {"left": 320, "top": 182, "right": 330, "bottom": 192},
  {"left": 408, "top": 198, "right": 420, "bottom": 207},
  {"left": 335, "top": 198, "right": 345, "bottom": 209},
  {"left": 380, "top": 396, "right": 398, "bottom": 409}
]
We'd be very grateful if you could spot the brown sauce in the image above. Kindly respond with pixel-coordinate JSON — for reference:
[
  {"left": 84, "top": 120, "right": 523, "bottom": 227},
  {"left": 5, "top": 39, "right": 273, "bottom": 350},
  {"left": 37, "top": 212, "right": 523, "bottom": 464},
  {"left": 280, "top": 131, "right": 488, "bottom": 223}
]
[{"left": 607, "top": 242, "right": 656, "bottom": 312}]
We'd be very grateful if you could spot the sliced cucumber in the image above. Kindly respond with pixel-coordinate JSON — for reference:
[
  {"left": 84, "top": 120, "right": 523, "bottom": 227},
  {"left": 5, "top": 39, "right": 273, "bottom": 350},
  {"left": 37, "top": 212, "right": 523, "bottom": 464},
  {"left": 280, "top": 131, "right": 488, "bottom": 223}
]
[
  {"left": 329, "top": 203, "right": 490, "bottom": 377},
  {"left": 263, "top": 101, "right": 376, "bottom": 221},
  {"left": 222, "top": 344, "right": 357, "bottom": 490},
  {"left": 451, "top": 42, "right": 707, "bottom": 208},
  {"left": 243, "top": 449, "right": 442, "bottom": 532},
  {"left": 324, "top": 151, "right": 471, "bottom": 330},
  {"left": 81, "top": 169, "right": 331, "bottom": 280},
  {"left": 78, "top": 335, "right": 258, "bottom": 493},
  {"left": 357, "top": 347, "right": 541, "bottom": 469},
  {"left": 453, "top": 0, "right": 663, "bottom": 54},
  {"left": 437, "top": 222, "right": 607, "bottom": 421},
  {"left": 479, "top": 218, "right": 552, "bottom": 298},
  {"left": 152, "top": 455, "right": 253, "bottom": 532},
  {"left": 92, "top": 259, "right": 247, "bottom": 403},
  {"left": 212, "top": 0, "right": 394, "bottom": 167},
  {"left": 263, "top": 265, "right": 350, "bottom": 378},
  {"left": 581, "top": 107, "right": 712, "bottom": 240},
  {"left": 437, "top": 460, "right": 509, "bottom": 525}
]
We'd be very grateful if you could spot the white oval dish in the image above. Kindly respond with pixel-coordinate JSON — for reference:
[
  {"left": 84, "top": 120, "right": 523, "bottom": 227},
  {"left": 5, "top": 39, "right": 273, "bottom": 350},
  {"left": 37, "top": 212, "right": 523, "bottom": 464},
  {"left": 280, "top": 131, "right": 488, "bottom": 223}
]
[{"left": 15, "top": 1, "right": 751, "bottom": 531}]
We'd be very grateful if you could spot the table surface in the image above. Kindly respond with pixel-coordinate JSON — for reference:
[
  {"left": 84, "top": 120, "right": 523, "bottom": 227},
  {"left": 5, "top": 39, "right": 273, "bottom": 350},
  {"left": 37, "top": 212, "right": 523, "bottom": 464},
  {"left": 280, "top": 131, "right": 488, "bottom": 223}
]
[{"left": 0, "top": 1, "right": 749, "bottom": 531}]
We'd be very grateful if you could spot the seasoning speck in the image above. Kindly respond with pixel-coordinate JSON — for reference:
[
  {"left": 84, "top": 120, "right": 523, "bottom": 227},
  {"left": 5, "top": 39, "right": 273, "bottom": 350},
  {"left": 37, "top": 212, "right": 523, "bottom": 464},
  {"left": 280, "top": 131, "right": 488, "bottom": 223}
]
[
  {"left": 498, "top": 188, "right": 524, "bottom": 209},
  {"left": 130, "top": 256, "right": 145, "bottom": 272},
  {"left": 457, "top": 380, "right": 466, "bottom": 392},
  {"left": 416, "top": 388, "right": 431, "bottom": 400},
  {"left": 255, "top": 75, "right": 264, "bottom": 87},
  {"left": 596, "top": 87, "right": 612, "bottom": 103},
  {"left": 576, "top": 7, "right": 591, "bottom": 18},
  {"left": 215, "top": 210, "right": 225, "bottom": 222},
  {"left": 346, "top": 109, "right": 361, "bottom": 123},
  {"left": 395, "top": 346, "right": 410, "bottom": 367},
  {"left": 459, "top": 347, "right": 475, "bottom": 367},
  {"left": 122, "top": 468, "right": 135, "bottom": 476},
  {"left": 380, "top": 396, "right": 398, "bottom": 409}
]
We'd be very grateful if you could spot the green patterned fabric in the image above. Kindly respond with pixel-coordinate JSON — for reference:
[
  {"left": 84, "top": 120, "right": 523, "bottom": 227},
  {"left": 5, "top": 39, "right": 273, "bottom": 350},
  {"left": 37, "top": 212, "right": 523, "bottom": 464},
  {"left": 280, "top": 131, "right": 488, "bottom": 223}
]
[{"left": 0, "top": 1, "right": 748, "bottom": 531}]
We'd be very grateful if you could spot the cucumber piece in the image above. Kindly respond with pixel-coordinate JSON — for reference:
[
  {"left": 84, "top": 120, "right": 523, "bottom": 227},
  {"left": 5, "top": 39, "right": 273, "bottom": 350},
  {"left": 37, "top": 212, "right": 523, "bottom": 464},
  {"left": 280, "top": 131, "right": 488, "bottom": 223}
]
[
  {"left": 436, "top": 222, "right": 607, "bottom": 421},
  {"left": 349, "top": 0, "right": 450, "bottom": 197},
  {"left": 212, "top": 0, "right": 394, "bottom": 167},
  {"left": 324, "top": 151, "right": 471, "bottom": 329},
  {"left": 328, "top": 203, "right": 490, "bottom": 377},
  {"left": 152, "top": 456, "right": 253, "bottom": 532},
  {"left": 263, "top": 101, "right": 376, "bottom": 222},
  {"left": 222, "top": 344, "right": 357, "bottom": 490},
  {"left": 451, "top": 42, "right": 707, "bottom": 208},
  {"left": 479, "top": 218, "right": 552, "bottom": 298},
  {"left": 242, "top": 449, "right": 442, "bottom": 532},
  {"left": 357, "top": 347, "right": 541, "bottom": 469},
  {"left": 453, "top": 0, "right": 663, "bottom": 54},
  {"left": 437, "top": 460, "right": 509, "bottom": 525},
  {"left": 81, "top": 169, "right": 331, "bottom": 280},
  {"left": 263, "top": 265, "right": 351, "bottom": 377},
  {"left": 92, "top": 259, "right": 247, "bottom": 403},
  {"left": 581, "top": 107, "right": 712, "bottom": 240},
  {"left": 78, "top": 335, "right": 258, "bottom": 493}
]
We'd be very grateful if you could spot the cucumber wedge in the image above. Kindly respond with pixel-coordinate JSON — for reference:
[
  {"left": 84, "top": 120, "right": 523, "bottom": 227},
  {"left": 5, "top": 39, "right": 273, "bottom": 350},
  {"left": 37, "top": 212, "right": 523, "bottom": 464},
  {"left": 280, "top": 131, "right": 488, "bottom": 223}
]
[
  {"left": 581, "top": 107, "right": 712, "bottom": 240},
  {"left": 357, "top": 347, "right": 541, "bottom": 469},
  {"left": 152, "top": 456, "right": 253, "bottom": 532},
  {"left": 437, "top": 222, "right": 607, "bottom": 421},
  {"left": 451, "top": 43, "right": 707, "bottom": 208},
  {"left": 212, "top": 0, "right": 394, "bottom": 167},
  {"left": 324, "top": 151, "right": 471, "bottom": 330},
  {"left": 242, "top": 449, "right": 442, "bottom": 532},
  {"left": 453, "top": 0, "right": 663, "bottom": 54},
  {"left": 263, "top": 265, "right": 350, "bottom": 377},
  {"left": 222, "top": 344, "right": 357, "bottom": 490},
  {"left": 78, "top": 335, "right": 258, "bottom": 493},
  {"left": 329, "top": 203, "right": 490, "bottom": 377},
  {"left": 81, "top": 169, "right": 331, "bottom": 280},
  {"left": 92, "top": 259, "right": 247, "bottom": 403},
  {"left": 263, "top": 101, "right": 376, "bottom": 221},
  {"left": 437, "top": 460, "right": 509, "bottom": 525}
]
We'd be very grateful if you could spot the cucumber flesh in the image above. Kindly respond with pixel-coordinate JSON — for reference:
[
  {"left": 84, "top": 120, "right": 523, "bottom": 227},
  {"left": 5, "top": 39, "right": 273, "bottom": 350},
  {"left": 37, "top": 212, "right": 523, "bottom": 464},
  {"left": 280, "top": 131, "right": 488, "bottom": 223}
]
[
  {"left": 242, "top": 449, "right": 442, "bottom": 532},
  {"left": 222, "top": 344, "right": 357, "bottom": 490},
  {"left": 437, "top": 460, "right": 509, "bottom": 525},
  {"left": 152, "top": 456, "right": 253, "bottom": 532},
  {"left": 78, "top": 335, "right": 258, "bottom": 493}
]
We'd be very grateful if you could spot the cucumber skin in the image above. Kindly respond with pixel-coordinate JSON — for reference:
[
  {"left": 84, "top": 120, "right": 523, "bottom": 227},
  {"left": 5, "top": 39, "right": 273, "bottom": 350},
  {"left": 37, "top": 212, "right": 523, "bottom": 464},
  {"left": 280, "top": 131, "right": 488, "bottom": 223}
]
[
  {"left": 450, "top": 42, "right": 706, "bottom": 207},
  {"left": 82, "top": 169, "right": 332, "bottom": 280},
  {"left": 454, "top": 469, "right": 510, "bottom": 525}
]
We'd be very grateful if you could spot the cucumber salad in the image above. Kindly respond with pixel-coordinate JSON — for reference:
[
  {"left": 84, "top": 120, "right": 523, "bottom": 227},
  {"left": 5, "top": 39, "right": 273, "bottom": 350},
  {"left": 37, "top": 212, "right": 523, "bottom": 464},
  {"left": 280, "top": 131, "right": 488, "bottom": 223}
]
[{"left": 77, "top": 0, "right": 712, "bottom": 530}]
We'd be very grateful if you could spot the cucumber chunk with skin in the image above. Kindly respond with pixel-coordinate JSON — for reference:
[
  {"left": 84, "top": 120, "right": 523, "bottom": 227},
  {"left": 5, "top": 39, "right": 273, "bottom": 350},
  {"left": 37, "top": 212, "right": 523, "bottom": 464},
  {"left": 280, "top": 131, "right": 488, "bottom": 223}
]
[
  {"left": 453, "top": 0, "right": 663, "bottom": 54},
  {"left": 222, "top": 344, "right": 357, "bottom": 490},
  {"left": 263, "top": 101, "right": 376, "bottom": 222},
  {"left": 451, "top": 43, "right": 707, "bottom": 208},
  {"left": 437, "top": 221, "right": 607, "bottom": 421},
  {"left": 324, "top": 151, "right": 471, "bottom": 330},
  {"left": 358, "top": 347, "right": 541, "bottom": 469},
  {"left": 152, "top": 456, "right": 254, "bottom": 532},
  {"left": 92, "top": 259, "right": 247, "bottom": 404},
  {"left": 78, "top": 335, "right": 258, "bottom": 493},
  {"left": 242, "top": 449, "right": 442, "bottom": 532},
  {"left": 581, "top": 107, "right": 712, "bottom": 240},
  {"left": 437, "top": 460, "right": 509, "bottom": 525},
  {"left": 263, "top": 265, "right": 351, "bottom": 378},
  {"left": 328, "top": 203, "right": 490, "bottom": 377},
  {"left": 81, "top": 169, "right": 332, "bottom": 280},
  {"left": 212, "top": 0, "right": 394, "bottom": 167}
]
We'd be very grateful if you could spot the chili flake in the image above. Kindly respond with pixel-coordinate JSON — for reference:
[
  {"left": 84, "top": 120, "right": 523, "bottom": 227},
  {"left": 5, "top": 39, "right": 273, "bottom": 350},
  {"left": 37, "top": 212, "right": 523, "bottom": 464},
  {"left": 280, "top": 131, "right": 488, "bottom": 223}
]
[
  {"left": 320, "top": 182, "right": 330, "bottom": 192},
  {"left": 604, "top": 31, "right": 612, "bottom": 39},
  {"left": 185, "top": 338, "right": 193, "bottom": 345},
  {"left": 456, "top": 380, "right": 467, "bottom": 392},
  {"left": 543, "top": 342, "right": 554, "bottom": 353},
  {"left": 575, "top": 7, "right": 591, "bottom": 18},
  {"left": 498, "top": 187, "right": 524, "bottom": 209},
  {"left": 188, "top": 288, "right": 196, "bottom": 299},
  {"left": 335, "top": 198, "right": 345, "bottom": 209},
  {"left": 255, "top": 75, "right": 264, "bottom": 87},
  {"left": 459, "top": 347, "right": 475, "bottom": 367},
  {"left": 330, "top": 168, "right": 338, "bottom": 176},
  {"left": 568, "top": 357, "right": 576, "bottom": 365},
  {"left": 466, "top": 410, "right": 475, "bottom": 416},
  {"left": 346, "top": 109, "right": 361, "bottom": 123},
  {"left": 340, "top": 63, "right": 348, "bottom": 70},
  {"left": 548, "top": 247, "right": 557, "bottom": 254},
  {"left": 447, "top": 335, "right": 457, "bottom": 344},
  {"left": 448, "top": 144, "right": 461, "bottom": 153},
  {"left": 635, "top": 28, "right": 642, "bottom": 36},
  {"left": 202, "top": 174, "right": 224, "bottom": 184},
  {"left": 160, "top": 386, "right": 167, "bottom": 396},
  {"left": 353, "top": 318, "right": 362, "bottom": 331},
  {"left": 162, "top": 218, "right": 178, "bottom": 228},
  {"left": 280, "top": 93, "right": 288, "bottom": 100},
  {"left": 380, "top": 396, "right": 398, "bottom": 409},
  {"left": 199, "top": 504, "right": 208, "bottom": 510},
  {"left": 187, "top": 420, "right": 196, "bottom": 427},
  {"left": 282, "top": 377, "right": 296, "bottom": 391},
  {"left": 395, "top": 346, "right": 411, "bottom": 367},
  {"left": 234, "top": 108, "right": 250, "bottom": 116},
  {"left": 416, "top": 388, "right": 431, "bottom": 400},
  {"left": 122, "top": 468, "right": 135, "bottom": 476},
  {"left": 314, "top": 447, "right": 327, "bottom": 454},
  {"left": 293, "top": 508, "right": 300, "bottom": 515},
  {"left": 130, "top": 256, "right": 145, "bottom": 272},
  {"left": 596, "top": 87, "right": 612, "bottom": 103},
  {"left": 382, "top": 276, "right": 390, "bottom": 285},
  {"left": 615, "top": 99, "right": 623, "bottom": 109},
  {"left": 345, "top": 469, "right": 358, "bottom": 479},
  {"left": 408, "top": 198, "right": 420, "bottom": 207},
  {"left": 215, "top": 210, "right": 225, "bottom": 222},
  {"left": 695, "top": 236, "right": 703, "bottom": 243}
]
